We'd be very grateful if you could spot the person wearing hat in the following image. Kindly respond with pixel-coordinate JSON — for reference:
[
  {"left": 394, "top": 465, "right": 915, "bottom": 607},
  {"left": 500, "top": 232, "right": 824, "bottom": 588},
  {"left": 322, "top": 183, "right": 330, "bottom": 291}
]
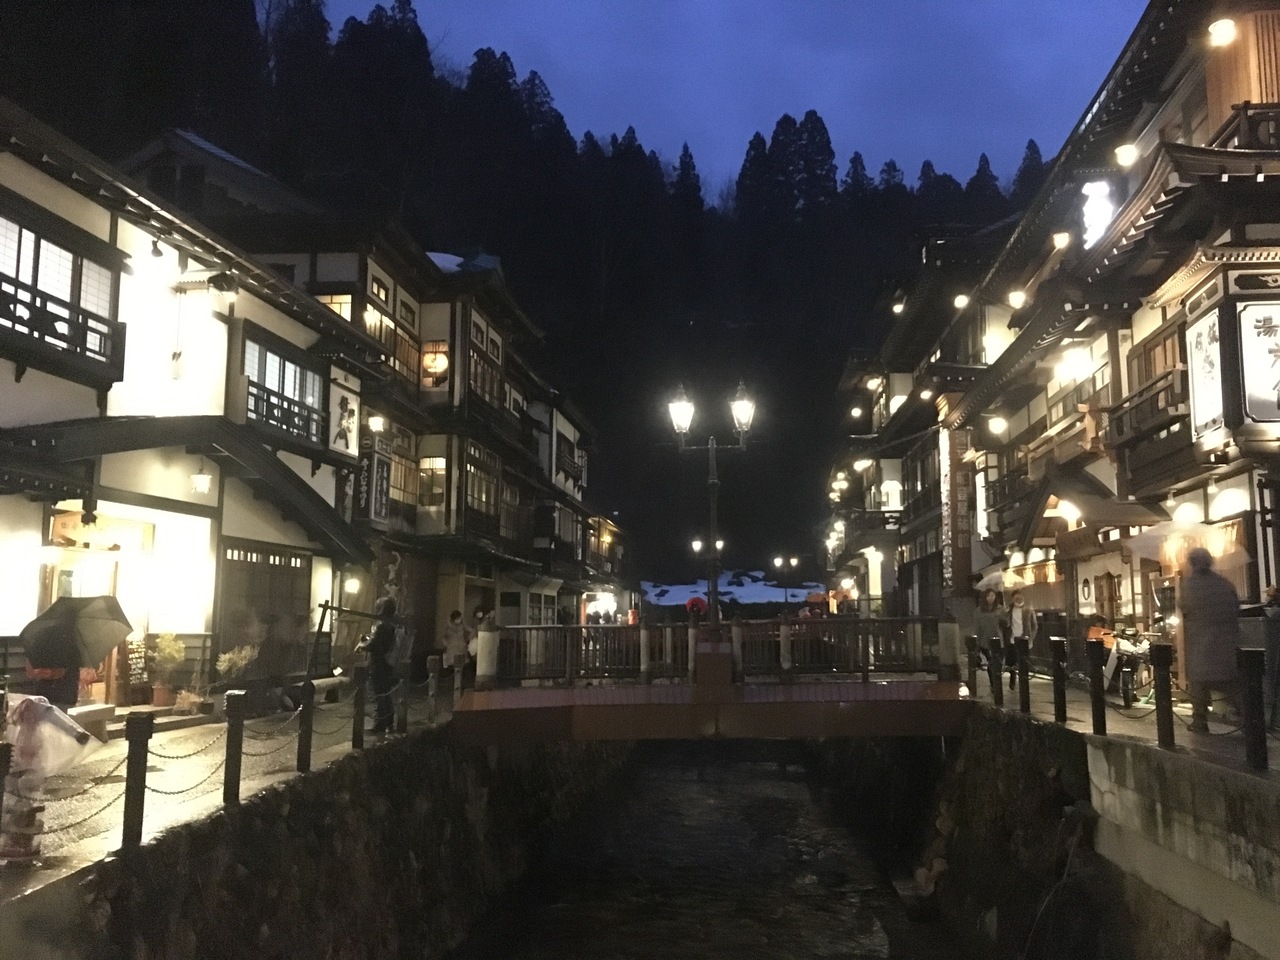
[
  {"left": 358, "top": 597, "right": 398, "bottom": 735},
  {"left": 1180, "top": 547, "right": 1242, "bottom": 733}
]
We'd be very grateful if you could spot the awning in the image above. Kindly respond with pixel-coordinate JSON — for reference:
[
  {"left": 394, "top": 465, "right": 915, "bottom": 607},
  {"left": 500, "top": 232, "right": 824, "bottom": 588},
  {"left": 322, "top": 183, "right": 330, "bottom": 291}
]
[
  {"left": 1013, "top": 465, "right": 1169, "bottom": 554},
  {"left": 0, "top": 444, "right": 91, "bottom": 500},
  {"left": 0, "top": 415, "right": 373, "bottom": 565}
]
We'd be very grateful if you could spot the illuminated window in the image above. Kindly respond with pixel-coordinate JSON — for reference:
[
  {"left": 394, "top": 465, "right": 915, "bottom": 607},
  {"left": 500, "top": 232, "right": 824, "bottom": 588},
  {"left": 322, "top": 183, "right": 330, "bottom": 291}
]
[
  {"left": 469, "top": 348, "right": 504, "bottom": 408},
  {"left": 370, "top": 275, "right": 390, "bottom": 306},
  {"left": 315, "top": 294, "right": 352, "bottom": 321},
  {"left": 242, "top": 338, "right": 324, "bottom": 444},
  {"left": 398, "top": 300, "right": 416, "bottom": 330},
  {"left": 500, "top": 483, "right": 527, "bottom": 540},
  {"left": 421, "top": 340, "right": 449, "bottom": 389},
  {"left": 465, "top": 442, "right": 499, "bottom": 516},
  {"left": 418, "top": 457, "right": 446, "bottom": 508}
]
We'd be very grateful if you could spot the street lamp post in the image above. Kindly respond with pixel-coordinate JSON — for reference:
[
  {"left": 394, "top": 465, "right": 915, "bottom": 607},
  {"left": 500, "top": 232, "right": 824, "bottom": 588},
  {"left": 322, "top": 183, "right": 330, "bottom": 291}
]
[
  {"left": 772, "top": 555, "right": 799, "bottom": 605},
  {"left": 669, "top": 382, "right": 755, "bottom": 629}
]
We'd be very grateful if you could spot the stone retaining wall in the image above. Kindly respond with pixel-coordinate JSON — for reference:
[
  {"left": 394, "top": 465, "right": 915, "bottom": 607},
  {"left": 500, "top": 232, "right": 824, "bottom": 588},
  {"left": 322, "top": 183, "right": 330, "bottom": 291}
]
[
  {"left": 11, "top": 730, "right": 628, "bottom": 960},
  {"left": 820, "top": 707, "right": 1275, "bottom": 960}
]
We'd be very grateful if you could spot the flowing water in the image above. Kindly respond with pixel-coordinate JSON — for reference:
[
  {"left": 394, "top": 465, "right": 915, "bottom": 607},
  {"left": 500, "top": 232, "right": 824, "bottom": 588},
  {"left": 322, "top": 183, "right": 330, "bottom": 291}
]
[{"left": 449, "top": 744, "right": 953, "bottom": 959}]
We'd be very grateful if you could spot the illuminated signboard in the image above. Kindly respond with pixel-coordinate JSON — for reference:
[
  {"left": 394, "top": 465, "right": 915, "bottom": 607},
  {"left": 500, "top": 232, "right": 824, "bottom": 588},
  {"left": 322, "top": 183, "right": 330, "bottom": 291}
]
[
  {"left": 1185, "top": 309, "right": 1223, "bottom": 438},
  {"left": 1239, "top": 302, "right": 1280, "bottom": 422}
]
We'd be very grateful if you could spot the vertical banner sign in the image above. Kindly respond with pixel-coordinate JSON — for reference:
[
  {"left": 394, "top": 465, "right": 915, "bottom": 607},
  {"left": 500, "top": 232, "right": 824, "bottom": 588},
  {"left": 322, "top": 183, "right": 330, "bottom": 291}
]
[
  {"left": 1186, "top": 309, "right": 1223, "bottom": 438},
  {"left": 939, "top": 428, "right": 973, "bottom": 595},
  {"left": 1238, "top": 302, "right": 1280, "bottom": 422},
  {"left": 372, "top": 456, "right": 391, "bottom": 523}
]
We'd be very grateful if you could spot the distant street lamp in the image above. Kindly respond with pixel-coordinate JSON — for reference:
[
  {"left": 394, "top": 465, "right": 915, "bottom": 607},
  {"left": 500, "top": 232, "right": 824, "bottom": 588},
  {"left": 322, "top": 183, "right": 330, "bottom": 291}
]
[
  {"left": 669, "top": 381, "right": 756, "bottom": 628},
  {"left": 772, "top": 555, "right": 799, "bottom": 603}
]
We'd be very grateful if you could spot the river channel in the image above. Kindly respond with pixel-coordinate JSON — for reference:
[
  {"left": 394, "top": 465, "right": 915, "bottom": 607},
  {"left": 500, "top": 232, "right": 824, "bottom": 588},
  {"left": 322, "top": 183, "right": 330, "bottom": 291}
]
[{"left": 448, "top": 743, "right": 954, "bottom": 959}]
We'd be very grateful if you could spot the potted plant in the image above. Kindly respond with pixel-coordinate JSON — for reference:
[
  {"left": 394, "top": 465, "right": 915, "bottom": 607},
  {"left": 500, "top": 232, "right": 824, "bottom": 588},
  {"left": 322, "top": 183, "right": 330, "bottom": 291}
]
[{"left": 150, "top": 633, "right": 186, "bottom": 707}]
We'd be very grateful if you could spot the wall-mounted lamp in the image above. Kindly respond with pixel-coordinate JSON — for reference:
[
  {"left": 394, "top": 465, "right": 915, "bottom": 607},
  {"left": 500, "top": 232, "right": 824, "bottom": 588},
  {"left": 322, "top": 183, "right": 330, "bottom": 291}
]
[
  {"left": 850, "top": 406, "right": 863, "bottom": 418},
  {"left": 343, "top": 575, "right": 362, "bottom": 595},
  {"left": 953, "top": 294, "right": 971, "bottom": 310},
  {"left": 190, "top": 458, "right": 212, "bottom": 495},
  {"left": 1207, "top": 478, "right": 1219, "bottom": 495},
  {"left": 1052, "top": 232, "right": 1072, "bottom": 250},
  {"left": 1007, "top": 290, "right": 1027, "bottom": 310},
  {"left": 919, "top": 386, "right": 935, "bottom": 401},
  {"left": 150, "top": 239, "right": 164, "bottom": 258},
  {"left": 891, "top": 302, "right": 905, "bottom": 315},
  {"left": 1165, "top": 490, "right": 1176, "bottom": 510},
  {"left": 367, "top": 414, "right": 386, "bottom": 433},
  {"left": 988, "top": 416, "right": 1008, "bottom": 434},
  {"left": 1208, "top": 18, "right": 1237, "bottom": 47},
  {"left": 208, "top": 271, "right": 238, "bottom": 300}
]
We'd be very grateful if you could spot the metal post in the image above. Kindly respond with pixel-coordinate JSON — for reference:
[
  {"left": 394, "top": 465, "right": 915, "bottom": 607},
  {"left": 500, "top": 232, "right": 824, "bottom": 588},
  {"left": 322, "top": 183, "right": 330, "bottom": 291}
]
[
  {"left": 351, "top": 663, "right": 367, "bottom": 750},
  {"left": 1051, "top": 638, "right": 1068, "bottom": 724},
  {"left": 1238, "top": 647, "right": 1268, "bottom": 771},
  {"left": 1016, "top": 636, "right": 1031, "bottom": 714},
  {"left": 1151, "top": 642, "right": 1175, "bottom": 751},
  {"left": 565, "top": 628, "right": 580, "bottom": 684},
  {"left": 223, "top": 690, "right": 246, "bottom": 806},
  {"left": 640, "top": 623, "right": 652, "bottom": 684},
  {"left": 860, "top": 630, "right": 871, "bottom": 683},
  {"left": 1086, "top": 638, "right": 1108, "bottom": 736},
  {"left": 426, "top": 655, "right": 441, "bottom": 722},
  {"left": 707, "top": 436, "right": 720, "bottom": 628},
  {"left": 120, "top": 711, "right": 154, "bottom": 849},
  {"left": 964, "top": 635, "right": 978, "bottom": 697},
  {"left": 779, "top": 620, "right": 793, "bottom": 681},
  {"left": 730, "top": 619, "right": 743, "bottom": 679},
  {"left": 663, "top": 626, "right": 674, "bottom": 671},
  {"left": 395, "top": 681, "right": 409, "bottom": 734},
  {"left": 0, "top": 742, "right": 10, "bottom": 843},
  {"left": 296, "top": 681, "right": 315, "bottom": 773},
  {"left": 308, "top": 601, "right": 330, "bottom": 677},
  {"left": 687, "top": 625, "right": 697, "bottom": 681}
]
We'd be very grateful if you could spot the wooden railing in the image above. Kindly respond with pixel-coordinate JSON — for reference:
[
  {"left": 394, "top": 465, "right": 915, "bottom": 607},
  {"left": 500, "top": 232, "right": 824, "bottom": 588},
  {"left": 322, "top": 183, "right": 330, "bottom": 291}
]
[
  {"left": 0, "top": 272, "right": 125, "bottom": 384},
  {"left": 1107, "top": 368, "right": 1189, "bottom": 448},
  {"left": 901, "top": 487, "right": 942, "bottom": 523},
  {"left": 1209, "top": 101, "right": 1280, "bottom": 151},
  {"left": 492, "top": 616, "right": 940, "bottom": 686},
  {"left": 245, "top": 380, "right": 324, "bottom": 445},
  {"left": 987, "top": 469, "right": 1033, "bottom": 509}
]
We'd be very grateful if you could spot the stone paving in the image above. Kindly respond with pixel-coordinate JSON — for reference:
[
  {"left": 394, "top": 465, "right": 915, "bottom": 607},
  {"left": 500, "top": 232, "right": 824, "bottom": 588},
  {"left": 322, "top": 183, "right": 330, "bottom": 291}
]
[{"left": 0, "top": 685, "right": 449, "bottom": 903}]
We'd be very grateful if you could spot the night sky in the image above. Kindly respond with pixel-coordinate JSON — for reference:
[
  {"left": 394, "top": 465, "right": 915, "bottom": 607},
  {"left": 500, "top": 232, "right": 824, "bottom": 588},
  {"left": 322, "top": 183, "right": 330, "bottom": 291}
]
[{"left": 330, "top": 0, "right": 1149, "bottom": 191}]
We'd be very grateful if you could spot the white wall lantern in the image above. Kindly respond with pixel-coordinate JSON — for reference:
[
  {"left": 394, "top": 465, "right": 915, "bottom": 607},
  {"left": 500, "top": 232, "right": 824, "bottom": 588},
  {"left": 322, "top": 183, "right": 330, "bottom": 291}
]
[
  {"left": 190, "top": 459, "right": 212, "bottom": 495},
  {"left": 1113, "top": 143, "right": 1140, "bottom": 168},
  {"left": 1208, "top": 18, "right": 1237, "bottom": 47}
]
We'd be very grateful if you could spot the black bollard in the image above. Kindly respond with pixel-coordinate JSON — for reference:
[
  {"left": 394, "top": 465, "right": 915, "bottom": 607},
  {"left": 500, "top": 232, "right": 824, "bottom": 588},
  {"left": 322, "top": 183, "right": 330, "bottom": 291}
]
[
  {"left": 395, "top": 681, "right": 409, "bottom": 734},
  {"left": 426, "top": 655, "right": 441, "bottom": 722},
  {"left": 988, "top": 643, "right": 1004, "bottom": 708},
  {"left": 1016, "top": 636, "right": 1031, "bottom": 713},
  {"left": 0, "top": 741, "right": 10, "bottom": 842},
  {"left": 964, "top": 635, "right": 978, "bottom": 696},
  {"left": 860, "top": 632, "right": 871, "bottom": 684},
  {"left": 1051, "top": 638, "right": 1068, "bottom": 724},
  {"left": 120, "top": 711, "right": 154, "bottom": 849},
  {"left": 223, "top": 690, "right": 247, "bottom": 806},
  {"left": 1151, "top": 643, "right": 1175, "bottom": 751},
  {"left": 296, "top": 681, "right": 315, "bottom": 773},
  {"left": 1086, "top": 639, "right": 1108, "bottom": 736},
  {"left": 351, "top": 663, "right": 368, "bottom": 750},
  {"left": 1238, "top": 647, "right": 1268, "bottom": 771}
]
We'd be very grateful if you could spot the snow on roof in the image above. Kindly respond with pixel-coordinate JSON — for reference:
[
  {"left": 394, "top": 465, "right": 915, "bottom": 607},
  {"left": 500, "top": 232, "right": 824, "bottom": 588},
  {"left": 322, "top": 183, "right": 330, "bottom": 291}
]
[
  {"left": 428, "top": 252, "right": 464, "bottom": 274},
  {"left": 642, "top": 570, "right": 826, "bottom": 606}
]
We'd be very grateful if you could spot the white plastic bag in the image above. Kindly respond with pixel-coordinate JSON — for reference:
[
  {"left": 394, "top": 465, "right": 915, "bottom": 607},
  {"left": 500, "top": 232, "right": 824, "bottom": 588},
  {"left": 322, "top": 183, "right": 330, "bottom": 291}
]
[{"left": 4, "top": 693, "right": 101, "bottom": 778}]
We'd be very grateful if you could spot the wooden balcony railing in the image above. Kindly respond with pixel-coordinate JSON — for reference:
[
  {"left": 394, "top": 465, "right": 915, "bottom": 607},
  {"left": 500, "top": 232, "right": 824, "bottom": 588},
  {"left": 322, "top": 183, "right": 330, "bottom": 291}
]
[
  {"left": 1107, "top": 368, "right": 1189, "bottom": 448},
  {"left": 0, "top": 272, "right": 125, "bottom": 385},
  {"left": 902, "top": 486, "right": 942, "bottom": 523},
  {"left": 465, "top": 506, "right": 500, "bottom": 540},
  {"left": 987, "top": 469, "right": 1033, "bottom": 509},
  {"left": 245, "top": 380, "right": 324, "bottom": 446},
  {"left": 1209, "top": 101, "right": 1280, "bottom": 151}
]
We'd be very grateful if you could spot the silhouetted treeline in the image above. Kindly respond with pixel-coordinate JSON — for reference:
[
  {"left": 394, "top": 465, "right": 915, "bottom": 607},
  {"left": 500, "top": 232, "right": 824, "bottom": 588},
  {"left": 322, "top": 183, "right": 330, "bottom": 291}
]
[{"left": 0, "top": 0, "right": 1047, "bottom": 575}]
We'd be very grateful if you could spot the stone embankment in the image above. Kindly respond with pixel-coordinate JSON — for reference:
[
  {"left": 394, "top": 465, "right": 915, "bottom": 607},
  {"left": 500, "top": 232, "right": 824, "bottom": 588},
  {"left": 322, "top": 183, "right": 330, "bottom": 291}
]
[
  {"left": 6, "top": 730, "right": 628, "bottom": 960},
  {"left": 820, "top": 706, "right": 1280, "bottom": 960}
]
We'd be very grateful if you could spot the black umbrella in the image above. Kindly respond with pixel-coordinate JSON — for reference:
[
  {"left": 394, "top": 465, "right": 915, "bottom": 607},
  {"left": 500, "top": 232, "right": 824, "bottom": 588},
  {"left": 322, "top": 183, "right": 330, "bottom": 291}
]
[{"left": 21, "top": 596, "right": 134, "bottom": 669}]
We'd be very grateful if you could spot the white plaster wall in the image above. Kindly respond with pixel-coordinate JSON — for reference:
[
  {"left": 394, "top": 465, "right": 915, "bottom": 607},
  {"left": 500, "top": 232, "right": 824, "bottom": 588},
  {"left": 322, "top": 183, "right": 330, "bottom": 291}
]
[
  {"left": 221, "top": 477, "right": 321, "bottom": 550},
  {"left": 234, "top": 293, "right": 318, "bottom": 351},
  {"left": 0, "top": 496, "right": 45, "bottom": 634},
  {"left": 99, "top": 449, "right": 218, "bottom": 508},
  {"left": 1130, "top": 303, "right": 1164, "bottom": 346},
  {"left": 310, "top": 556, "right": 333, "bottom": 630},
  {"left": 0, "top": 360, "right": 100, "bottom": 426},
  {"left": 0, "top": 154, "right": 111, "bottom": 241},
  {"left": 277, "top": 450, "right": 336, "bottom": 505}
]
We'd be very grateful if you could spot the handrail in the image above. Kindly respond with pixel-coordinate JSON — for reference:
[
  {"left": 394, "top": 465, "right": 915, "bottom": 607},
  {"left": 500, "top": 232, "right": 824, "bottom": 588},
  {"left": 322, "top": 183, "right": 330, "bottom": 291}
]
[
  {"left": 1208, "top": 101, "right": 1280, "bottom": 150},
  {"left": 1107, "top": 367, "right": 1188, "bottom": 446},
  {"left": 0, "top": 271, "right": 124, "bottom": 376},
  {"left": 246, "top": 380, "right": 324, "bottom": 445}
]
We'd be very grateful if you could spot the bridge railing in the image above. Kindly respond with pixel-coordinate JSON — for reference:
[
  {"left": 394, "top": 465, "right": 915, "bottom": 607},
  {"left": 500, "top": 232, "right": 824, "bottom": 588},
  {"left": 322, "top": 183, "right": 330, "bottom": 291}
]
[{"left": 493, "top": 616, "right": 939, "bottom": 685}]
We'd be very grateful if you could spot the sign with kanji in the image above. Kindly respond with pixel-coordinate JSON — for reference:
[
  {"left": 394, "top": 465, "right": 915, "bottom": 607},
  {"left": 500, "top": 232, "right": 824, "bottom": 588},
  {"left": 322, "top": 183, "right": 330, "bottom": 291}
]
[
  {"left": 1239, "top": 302, "right": 1280, "bottom": 422},
  {"left": 1186, "top": 309, "right": 1223, "bottom": 438}
]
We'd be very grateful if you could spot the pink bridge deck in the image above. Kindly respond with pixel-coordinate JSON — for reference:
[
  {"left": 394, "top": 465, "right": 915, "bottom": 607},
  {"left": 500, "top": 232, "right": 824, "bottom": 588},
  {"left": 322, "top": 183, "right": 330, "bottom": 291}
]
[{"left": 450, "top": 679, "right": 973, "bottom": 743}]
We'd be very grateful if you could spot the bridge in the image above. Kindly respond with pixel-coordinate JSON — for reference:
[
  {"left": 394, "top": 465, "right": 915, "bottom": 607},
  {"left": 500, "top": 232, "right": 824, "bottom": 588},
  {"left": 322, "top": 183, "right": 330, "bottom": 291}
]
[{"left": 451, "top": 617, "right": 973, "bottom": 744}]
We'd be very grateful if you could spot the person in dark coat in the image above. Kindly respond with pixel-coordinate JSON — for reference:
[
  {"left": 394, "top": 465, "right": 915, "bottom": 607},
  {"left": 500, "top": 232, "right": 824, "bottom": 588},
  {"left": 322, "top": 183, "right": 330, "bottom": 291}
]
[
  {"left": 360, "top": 597, "right": 398, "bottom": 735},
  {"left": 1181, "top": 548, "right": 1241, "bottom": 733},
  {"left": 974, "top": 590, "right": 1004, "bottom": 673}
]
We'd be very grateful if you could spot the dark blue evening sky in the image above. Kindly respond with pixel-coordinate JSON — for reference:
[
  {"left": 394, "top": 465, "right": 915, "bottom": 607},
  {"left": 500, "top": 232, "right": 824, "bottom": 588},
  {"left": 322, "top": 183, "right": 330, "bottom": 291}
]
[{"left": 329, "top": 0, "right": 1150, "bottom": 194}]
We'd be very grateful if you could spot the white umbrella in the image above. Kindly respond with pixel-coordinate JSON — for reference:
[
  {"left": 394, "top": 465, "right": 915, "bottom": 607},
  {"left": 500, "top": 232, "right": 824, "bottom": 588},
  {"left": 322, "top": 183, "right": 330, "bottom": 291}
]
[
  {"left": 1124, "top": 521, "right": 1249, "bottom": 570},
  {"left": 976, "top": 570, "right": 1027, "bottom": 591}
]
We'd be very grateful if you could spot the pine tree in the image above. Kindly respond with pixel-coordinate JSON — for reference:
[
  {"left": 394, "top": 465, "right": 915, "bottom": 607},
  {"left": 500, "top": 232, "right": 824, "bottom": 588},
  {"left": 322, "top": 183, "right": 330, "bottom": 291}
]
[
  {"left": 878, "top": 160, "right": 905, "bottom": 189},
  {"left": 917, "top": 160, "right": 937, "bottom": 188},
  {"left": 766, "top": 113, "right": 802, "bottom": 216},
  {"left": 840, "top": 152, "right": 874, "bottom": 198},
  {"left": 735, "top": 133, "right": 772, "bottom": 221},
  {"left": 672, "top": 143, "right": 704, "bottom": 214},
  {"left": 1009, "top": 139, "right": 1047, "bottom": 209},
  {"left": 796, "top": 110, "right": 836, "bottom": 210},
  {"left": 267, "top": 0, "right": 331, "bottom": 181},
  {"left": 964, "top": 153, "right": 1008, "bottom": 222}
]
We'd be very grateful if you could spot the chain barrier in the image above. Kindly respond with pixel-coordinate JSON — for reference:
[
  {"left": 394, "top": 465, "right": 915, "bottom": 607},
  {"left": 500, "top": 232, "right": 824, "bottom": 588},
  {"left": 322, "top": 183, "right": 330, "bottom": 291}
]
[
  {"left": 241, "top": 733, "right": 301, "bottom": 758},
  {"left": 148, "top": 727, "right": 227, "bottom": 760},
  {"left": 1104, "top": 701, "right": 1158, "bottom": 720},
  {"left": 4, "top": 755, "right": 129, "bottom": 805},
  {"left": 42, "top": 787, "right": 128, "bottom": 835},
  {"left": 243, "top": 706, "right": 303, "bottom": 739},
  {"left": 144, "top": 758, "right": 227, "bottom": 797}
]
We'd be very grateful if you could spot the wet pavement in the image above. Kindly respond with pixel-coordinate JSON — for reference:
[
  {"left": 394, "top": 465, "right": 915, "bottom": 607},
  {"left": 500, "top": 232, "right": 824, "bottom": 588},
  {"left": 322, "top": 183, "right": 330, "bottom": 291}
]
[{"left": 449, "top": 745, "right": 953, "bottom": 960}]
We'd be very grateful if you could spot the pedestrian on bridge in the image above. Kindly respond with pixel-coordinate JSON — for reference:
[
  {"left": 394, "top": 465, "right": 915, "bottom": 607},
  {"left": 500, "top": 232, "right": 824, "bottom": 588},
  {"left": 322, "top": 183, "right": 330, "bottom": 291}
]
[
  {"left": 1181, "top": 547, "right": 1242, "bottom": 733},
  {"left": 360, "top": 597, "right": 398, "bottom": 735},
  {"left": 974, "top": 589, "right": 1004, "bottom": 674},
  {"left": 1001, "top": 591, "right": 1039, "bottom": 691}
]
